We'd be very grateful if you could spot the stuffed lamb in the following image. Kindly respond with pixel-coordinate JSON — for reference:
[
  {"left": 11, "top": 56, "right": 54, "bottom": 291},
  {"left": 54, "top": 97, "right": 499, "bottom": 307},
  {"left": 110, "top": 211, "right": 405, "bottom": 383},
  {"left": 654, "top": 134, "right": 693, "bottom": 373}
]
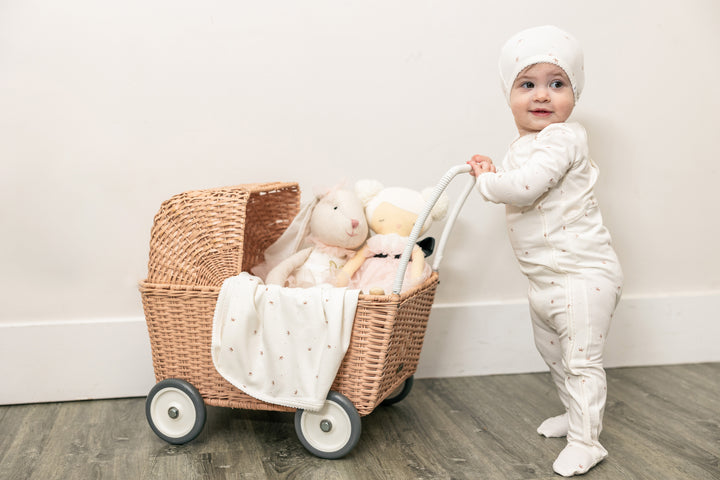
[{"left": 337, "top": 180, "right": 448, "bottom": 295}]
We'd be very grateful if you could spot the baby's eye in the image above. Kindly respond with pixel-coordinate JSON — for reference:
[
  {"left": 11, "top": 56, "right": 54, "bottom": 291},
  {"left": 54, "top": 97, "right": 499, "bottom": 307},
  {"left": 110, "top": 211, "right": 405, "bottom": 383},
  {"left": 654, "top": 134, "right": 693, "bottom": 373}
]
[
  {"left": 550, "top": 80, "right": 565, "bottom": 89},
  {"left": 520, "top": 81, "right": 535, "bottom": 89}
]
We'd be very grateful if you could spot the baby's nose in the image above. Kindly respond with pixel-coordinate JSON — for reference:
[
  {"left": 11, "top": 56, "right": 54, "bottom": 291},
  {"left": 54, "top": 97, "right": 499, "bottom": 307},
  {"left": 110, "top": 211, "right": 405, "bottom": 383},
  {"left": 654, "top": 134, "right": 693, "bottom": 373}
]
[{"left": 535, "top": 87, "right": 550, "bottom": 100}]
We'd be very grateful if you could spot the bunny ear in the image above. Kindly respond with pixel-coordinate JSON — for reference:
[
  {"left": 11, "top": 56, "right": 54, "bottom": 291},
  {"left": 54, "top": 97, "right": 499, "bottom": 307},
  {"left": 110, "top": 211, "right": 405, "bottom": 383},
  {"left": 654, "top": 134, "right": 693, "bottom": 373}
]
[
  {"left": 259, "top": 196, "right": 319, "bottom": 269},
  {"left": 312, "top": 185, "right": 331, "bottom": 199},
  {"left": 313, "top": 181, "right": 347, "bottom": 200},
  {"left": 355, "top": 179, "right": 384, "bottom": 206}
]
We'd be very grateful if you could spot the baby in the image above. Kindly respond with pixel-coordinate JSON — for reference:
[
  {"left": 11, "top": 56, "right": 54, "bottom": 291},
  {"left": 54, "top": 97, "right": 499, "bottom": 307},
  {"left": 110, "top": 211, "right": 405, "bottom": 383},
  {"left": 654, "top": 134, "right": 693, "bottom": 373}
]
[{"left": 468, "top": 26, "right": 623, "bottom": 477}]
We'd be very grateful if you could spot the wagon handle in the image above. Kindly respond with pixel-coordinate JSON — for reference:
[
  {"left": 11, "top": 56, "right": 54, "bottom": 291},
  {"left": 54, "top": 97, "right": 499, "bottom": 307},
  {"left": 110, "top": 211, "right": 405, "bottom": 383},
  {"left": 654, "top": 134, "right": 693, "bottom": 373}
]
[{"left": 391, "top": 164, "right": 475, "bottom": 295}]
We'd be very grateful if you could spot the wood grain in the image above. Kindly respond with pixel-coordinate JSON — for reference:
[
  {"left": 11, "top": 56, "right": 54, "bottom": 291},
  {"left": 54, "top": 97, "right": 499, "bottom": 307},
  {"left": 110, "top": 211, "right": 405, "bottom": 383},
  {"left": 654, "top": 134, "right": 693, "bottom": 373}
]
[{"left": 1, "top": 364, "right": 718, "bottom": 480}]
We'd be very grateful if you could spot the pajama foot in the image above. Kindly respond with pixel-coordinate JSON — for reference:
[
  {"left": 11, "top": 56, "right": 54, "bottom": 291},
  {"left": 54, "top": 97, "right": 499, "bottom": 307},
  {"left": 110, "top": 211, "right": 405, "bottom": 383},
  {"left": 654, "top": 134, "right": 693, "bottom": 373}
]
[
  {"left": 537, "top": 412, "right": 569, "bottom": 437},
  {"left": 552, "top": 443, "right": 607, "bottom": 477}
]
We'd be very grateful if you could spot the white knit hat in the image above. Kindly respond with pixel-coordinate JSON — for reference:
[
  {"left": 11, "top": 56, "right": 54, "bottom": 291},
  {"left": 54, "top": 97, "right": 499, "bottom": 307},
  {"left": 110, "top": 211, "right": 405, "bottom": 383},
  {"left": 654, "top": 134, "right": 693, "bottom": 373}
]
[{"left": 499, "top": 25, "right": 584, "bottom": 104}]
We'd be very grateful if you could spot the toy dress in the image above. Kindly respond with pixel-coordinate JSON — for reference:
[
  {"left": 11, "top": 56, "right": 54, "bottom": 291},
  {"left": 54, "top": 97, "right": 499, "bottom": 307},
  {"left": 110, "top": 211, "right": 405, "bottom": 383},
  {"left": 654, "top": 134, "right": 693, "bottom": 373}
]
[
  {"left": 286, "top": 237, "right": 356, "bottom": 288},
  {"left": 348, "top": 233, "right": 431, "bottom": 294}
]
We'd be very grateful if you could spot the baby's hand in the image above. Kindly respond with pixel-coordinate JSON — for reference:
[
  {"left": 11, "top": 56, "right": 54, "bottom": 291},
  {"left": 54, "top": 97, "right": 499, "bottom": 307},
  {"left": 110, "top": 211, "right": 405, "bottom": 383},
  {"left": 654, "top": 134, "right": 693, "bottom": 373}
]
[{"left": 467, "top": 154, "right": 496, "bottom": 177}]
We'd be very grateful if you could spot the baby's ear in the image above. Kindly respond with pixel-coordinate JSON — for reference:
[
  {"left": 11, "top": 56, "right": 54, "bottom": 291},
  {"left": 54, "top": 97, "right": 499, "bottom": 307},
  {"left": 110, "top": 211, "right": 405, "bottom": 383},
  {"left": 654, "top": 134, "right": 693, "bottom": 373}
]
[{"left": 355, "top": 179, "right": 384, "bottom": 206}]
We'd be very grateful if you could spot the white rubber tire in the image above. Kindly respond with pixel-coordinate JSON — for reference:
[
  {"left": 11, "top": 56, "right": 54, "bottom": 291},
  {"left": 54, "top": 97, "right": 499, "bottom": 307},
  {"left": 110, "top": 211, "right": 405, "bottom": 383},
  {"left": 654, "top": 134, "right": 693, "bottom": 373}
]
[
  {"left": 146, "top": 379, "right": 206, "bottom": 444},
  {"left": 294, "top": 391, "right": 361, "bottom": 459}
]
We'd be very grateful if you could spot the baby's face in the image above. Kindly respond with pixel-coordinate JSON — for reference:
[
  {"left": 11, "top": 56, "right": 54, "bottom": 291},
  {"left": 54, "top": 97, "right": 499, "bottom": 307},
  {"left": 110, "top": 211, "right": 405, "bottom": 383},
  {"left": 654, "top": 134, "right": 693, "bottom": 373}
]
[{"left": 509, "top": 63, "right": 575, "bottom": 136}]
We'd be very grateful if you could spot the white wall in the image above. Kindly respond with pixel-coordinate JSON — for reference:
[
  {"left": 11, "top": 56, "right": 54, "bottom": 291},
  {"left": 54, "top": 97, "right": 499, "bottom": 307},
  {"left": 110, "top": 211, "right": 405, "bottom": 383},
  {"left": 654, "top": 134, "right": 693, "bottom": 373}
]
[{"left": 1, "top": 1, "right": 719, "bottom": 403}]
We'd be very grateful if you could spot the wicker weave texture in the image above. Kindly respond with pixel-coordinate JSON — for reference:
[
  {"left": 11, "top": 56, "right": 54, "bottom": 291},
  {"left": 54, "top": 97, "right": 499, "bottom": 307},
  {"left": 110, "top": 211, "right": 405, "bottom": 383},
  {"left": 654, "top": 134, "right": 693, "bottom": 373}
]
[
  {"left": 146, "top": 182, "right": 300, "bottom": 286},
  {"left": 139, "top": 282, "right": 291, "bottom": 411},
  {"left": 332, "top": 273, "right": 438, "bottom": 415},
  {"left": 140, "top": 182, "right": 438, "bottom": 416},
  {"left": 140, "top": 274, "right": 438, "bottom": 415}
]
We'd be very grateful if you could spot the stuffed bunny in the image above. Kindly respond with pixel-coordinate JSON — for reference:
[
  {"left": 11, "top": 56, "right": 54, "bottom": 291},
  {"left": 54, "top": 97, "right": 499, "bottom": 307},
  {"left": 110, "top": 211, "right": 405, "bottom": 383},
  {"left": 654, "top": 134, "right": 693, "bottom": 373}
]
[
  {"left": 336, "top": 180, "right": 448, "bottom": 295},
  {"left": 263, "top": 187, "right": 369, "bottom": 288}
]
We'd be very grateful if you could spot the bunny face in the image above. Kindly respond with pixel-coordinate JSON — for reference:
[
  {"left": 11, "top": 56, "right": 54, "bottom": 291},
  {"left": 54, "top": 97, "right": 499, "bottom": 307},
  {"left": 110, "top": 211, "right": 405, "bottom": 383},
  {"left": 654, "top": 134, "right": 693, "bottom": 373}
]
[{"left": 309, "top": 189, "right": 368, "bottom": 249}]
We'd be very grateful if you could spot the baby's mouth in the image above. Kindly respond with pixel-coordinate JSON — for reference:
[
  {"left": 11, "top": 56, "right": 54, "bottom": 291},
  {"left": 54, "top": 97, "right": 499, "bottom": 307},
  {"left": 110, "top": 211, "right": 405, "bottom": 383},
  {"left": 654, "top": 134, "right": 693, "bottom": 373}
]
[{"left": 531, "top": 109, "right": 552, "bottom": 117}]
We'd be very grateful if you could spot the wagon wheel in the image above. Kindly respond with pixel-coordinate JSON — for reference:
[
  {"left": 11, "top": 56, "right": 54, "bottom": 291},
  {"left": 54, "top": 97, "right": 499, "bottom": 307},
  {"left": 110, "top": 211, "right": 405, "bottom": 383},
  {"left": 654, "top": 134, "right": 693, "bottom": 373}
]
[
  {"left": 294, "top": 391, "right": 362, "bottom": 459},
  {"left": 146, "top": 378, "right": 206, "bottom": 444},
  {"left": 381, "top": 375, "right": 414, "bottom": 406}
]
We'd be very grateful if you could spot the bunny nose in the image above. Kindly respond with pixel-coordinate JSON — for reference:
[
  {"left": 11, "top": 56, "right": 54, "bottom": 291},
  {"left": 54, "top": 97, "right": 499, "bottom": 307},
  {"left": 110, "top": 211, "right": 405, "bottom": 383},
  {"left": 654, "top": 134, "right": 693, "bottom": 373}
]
[{"left": 351, "top": 219, "right": 359, "bottom": 229}]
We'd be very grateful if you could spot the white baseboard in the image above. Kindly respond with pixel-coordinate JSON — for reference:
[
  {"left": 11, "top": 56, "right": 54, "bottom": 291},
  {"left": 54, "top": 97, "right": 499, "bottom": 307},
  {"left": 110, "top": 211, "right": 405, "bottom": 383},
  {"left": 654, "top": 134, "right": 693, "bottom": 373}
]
[
  {"left": 416, "top": 291, "right": 720, "bottom": 378},
  {"left": 0, "top": 317, "right": 157, "bottom": 405},
  {"left": 2, "top": 292, "right": 719, "bottom": 405}
]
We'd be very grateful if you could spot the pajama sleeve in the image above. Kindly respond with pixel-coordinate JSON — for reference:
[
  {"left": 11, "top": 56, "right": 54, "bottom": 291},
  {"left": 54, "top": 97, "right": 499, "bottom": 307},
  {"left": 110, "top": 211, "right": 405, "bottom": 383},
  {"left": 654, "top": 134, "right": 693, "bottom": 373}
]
[{"left": 476, "top": 123, "right": 580, "bottom": 207}]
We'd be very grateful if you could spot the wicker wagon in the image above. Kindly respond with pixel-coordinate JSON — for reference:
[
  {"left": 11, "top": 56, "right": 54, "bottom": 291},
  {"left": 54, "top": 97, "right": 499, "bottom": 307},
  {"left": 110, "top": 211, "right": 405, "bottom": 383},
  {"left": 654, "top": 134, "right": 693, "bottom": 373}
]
[{"left": 139, "top": 166, "right": 474, "bottom": 458}]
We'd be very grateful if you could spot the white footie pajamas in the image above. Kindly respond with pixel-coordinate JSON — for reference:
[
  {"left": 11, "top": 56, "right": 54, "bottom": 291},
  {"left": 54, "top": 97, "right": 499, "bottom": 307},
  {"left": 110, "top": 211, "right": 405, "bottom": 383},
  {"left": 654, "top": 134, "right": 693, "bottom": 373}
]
[{"left": 476, "top": 122, "right": 623, "bottom": 472}]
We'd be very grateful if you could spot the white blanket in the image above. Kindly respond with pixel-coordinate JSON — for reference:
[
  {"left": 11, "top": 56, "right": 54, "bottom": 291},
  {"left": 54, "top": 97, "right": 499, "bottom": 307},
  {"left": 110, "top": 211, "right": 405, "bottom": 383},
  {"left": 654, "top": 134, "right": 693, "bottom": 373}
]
[{"left": 211, "top": 272, "right": 359, "bottom": 411}]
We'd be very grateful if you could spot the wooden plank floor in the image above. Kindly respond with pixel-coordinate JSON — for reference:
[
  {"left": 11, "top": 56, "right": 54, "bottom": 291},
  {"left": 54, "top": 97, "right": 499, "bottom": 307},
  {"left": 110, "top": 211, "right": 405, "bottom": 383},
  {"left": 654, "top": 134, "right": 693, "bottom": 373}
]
[{"left": 1, "top": 363, "right": 718, "bottom": 480}]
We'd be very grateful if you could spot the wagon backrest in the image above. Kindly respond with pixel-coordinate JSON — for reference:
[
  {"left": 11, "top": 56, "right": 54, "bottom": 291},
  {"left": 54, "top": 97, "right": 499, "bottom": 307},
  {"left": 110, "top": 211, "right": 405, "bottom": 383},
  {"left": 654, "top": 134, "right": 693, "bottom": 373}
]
[{"left": 145, "top": 182, "right": 300, "bottom": 286}]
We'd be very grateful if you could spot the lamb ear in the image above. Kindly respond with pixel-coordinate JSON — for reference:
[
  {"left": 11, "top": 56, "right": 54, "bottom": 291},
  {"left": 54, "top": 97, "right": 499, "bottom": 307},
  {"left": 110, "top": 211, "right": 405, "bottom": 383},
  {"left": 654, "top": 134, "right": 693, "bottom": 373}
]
[
  {"left": 355, "top": 179, "right": 384, "bottom": 206},
  {"left": 421, "top": 187, "right": 449, "bottom": 221}
]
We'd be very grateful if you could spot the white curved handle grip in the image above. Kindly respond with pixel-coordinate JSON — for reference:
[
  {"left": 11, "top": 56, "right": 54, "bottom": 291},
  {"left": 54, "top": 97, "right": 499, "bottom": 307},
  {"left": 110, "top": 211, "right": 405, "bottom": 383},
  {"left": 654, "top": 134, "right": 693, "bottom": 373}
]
[{"left": 391, "top": 164, "right": 474, "bottom": 295}]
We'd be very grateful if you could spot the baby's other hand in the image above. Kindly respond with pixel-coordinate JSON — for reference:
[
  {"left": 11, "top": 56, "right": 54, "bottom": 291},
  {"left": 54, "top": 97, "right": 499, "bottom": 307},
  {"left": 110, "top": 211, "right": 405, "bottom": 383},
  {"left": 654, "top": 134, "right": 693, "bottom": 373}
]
[{"left": 467, "top": 154, "right": 496, "bottom": 177}]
